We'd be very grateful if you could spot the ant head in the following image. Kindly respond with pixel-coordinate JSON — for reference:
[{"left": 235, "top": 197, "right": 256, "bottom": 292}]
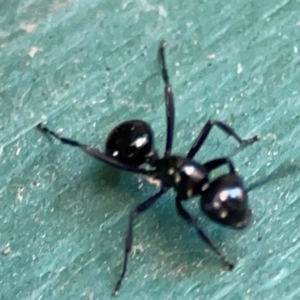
[
  {"left": 200, "top": 173, "right": 251, "bottom": 229},
  {"left": 105, "top": 120, "right": 156, "bottom": 166}
]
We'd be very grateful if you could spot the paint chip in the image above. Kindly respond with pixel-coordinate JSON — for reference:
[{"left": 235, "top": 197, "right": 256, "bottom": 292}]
[
  {"left": 237, "top": 63, "right": 243, "bottom": 74},
  {"left": 21, "top": 23, "right": 38, "bottom": 33},
  {"left": 17, "top": 186, "right": 25, "bottom": 201},
  {"left": 28, "top": 46, "right": 42, "bottom": 57},
  {"left": 2, "top": 246, "right": 11, "bottom": 256},
  {"left": 158, "top": 5, "right": 168, "bottom": 17},
  {"left": 294, "top": 46, "right": 298, "bottom": 54}
]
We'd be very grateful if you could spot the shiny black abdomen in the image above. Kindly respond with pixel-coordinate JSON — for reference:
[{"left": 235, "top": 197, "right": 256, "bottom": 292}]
[
  {"left": 105, "top": 120, "right": 154, "bottom": 166},
  {"left": 201, "top": 174, "right": 251, "bottom": 228}
]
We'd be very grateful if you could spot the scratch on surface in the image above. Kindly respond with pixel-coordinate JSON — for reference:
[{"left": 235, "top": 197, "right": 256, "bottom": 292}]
[
  {"left": 280, "top": 241, "right": 300, "bottom": 260},
  {"left": 207, "top": 24, "right": 230, "bottom": 47},
  {"left": 1, "top": 125, "right": 37, "bottom": 147},
  {"left": 261, "top": 268, "right": 289, "bottom": 290},
  {"left": 23, "top": 268, "right": 63, "bottom": 300},
  {"left": 210, "top": 281, "right": 239, "bottom": 300},
  {"left": 104, "top": 31, "right": 146, "bottom": 70},
  {"left": 184, "top": 282, "right": 201, "bottom": 297},
  {"left": 286, "top": 288, "right": 300, "bottom": 300},
  {"left": 262, "top": 0, "right": 290, "bottom": 20},
  {"left": 0, "top": 148, "right": 39, "bottom": 194},
  {"left": 20, "top": 87, "right": 32, "bottom": 104},
  {"left": 1, "top": 103, "right": 71, "bottom": 148},
  {"left": 50, "top": 0, "right": 74, "bottom": 13},
  {"left": 249, "top": 97, "right": 287, "bottom": 133}
]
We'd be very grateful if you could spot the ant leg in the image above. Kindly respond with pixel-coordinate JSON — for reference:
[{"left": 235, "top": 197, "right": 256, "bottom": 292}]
[
  {"left": 159, "top": 41, "right": 175, "bottom": 157},
  {"left": 187, "top": 119, "right": 259, "bottom": 160},
  {"left": 203, "top": 157, "right": 236, "bottom": 174},
  {"left": 36, "top": 123, "right": 154, "bottom": 176},
  {"left": 112, "top": 188, "right": 168, "bottom": 296},
  {"left": 176, "top": 197, "right": 234, "bottom": 270}
]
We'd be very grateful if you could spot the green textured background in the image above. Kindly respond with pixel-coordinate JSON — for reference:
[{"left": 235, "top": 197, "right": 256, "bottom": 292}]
[{"left": 1, "top": 0, "right": 300, "bottom": 299}]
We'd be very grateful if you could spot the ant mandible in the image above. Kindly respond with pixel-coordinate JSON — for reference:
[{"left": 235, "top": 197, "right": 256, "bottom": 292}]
[{"left": 37, "top": 41, "right": 259, "bottom": 296}]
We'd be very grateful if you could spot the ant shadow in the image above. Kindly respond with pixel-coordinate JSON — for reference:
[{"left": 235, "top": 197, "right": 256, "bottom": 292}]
[
  {"left": 88, "top": 145, "right": 257, "bottom": 277},
  {"left": 92, "top": 166, "right": 242, "bottom": 279},
  {"left": 49, "top": 142, "right": 265, "bottom": 286},
  {"left": 247, "top": 159, "right": 300, "bottom": 192}
]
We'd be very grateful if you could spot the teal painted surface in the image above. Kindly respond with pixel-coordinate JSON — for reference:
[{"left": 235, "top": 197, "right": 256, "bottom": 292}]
[{"left": 1, "top": 0, "right": 300, "bottom": 299}]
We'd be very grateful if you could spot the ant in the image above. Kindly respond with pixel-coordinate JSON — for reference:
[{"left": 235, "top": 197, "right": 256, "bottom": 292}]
[{"left": 37, "top": 41, "right": 259, "bottom": 296}]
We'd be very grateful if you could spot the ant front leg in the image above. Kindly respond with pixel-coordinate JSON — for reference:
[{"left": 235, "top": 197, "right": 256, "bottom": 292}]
[
  {"left": 36, "top": 123, "right": 153, "bottom": 175},
  {"left": 112, "top": 188, "right": 168, "bottom": 296},
  {"left": 159, "top": 41, "right": 175, "bottom": 157},
  {"left": 175, "top": 197, "right": 234, "bottom": 270},
  {"left": 187, "top": 120, "right": 259, "bottom": 160}
]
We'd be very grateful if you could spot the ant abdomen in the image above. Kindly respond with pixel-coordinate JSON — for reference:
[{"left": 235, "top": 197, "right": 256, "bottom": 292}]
[
  {"left": 201, "top": 174, "right": 251, "bottom": 229},
  {"left": 105, "top": 120, "right": 155, "bottom": 166}
]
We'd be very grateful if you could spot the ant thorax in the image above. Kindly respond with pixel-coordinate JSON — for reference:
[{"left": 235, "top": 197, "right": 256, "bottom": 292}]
[{"left": 153, "top": 156, "right": 209, "bottom": 200}]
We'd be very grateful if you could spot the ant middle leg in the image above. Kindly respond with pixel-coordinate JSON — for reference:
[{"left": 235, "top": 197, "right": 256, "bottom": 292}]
[
  {"left": 112, "top": 188, "right": 168, "bottom": 296},
  {"left": 203, "top": 157, "right": 236, "bottom": 174}
]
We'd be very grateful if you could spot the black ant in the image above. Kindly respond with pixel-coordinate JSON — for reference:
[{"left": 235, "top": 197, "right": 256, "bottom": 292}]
[{"left": 37, "top": 41, "right": 259, "bottom": 296}]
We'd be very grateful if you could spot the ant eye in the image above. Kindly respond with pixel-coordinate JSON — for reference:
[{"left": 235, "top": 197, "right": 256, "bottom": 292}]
[
  {"left": 105, "top": 120, "right": 155, "bottom": 166},
  {"left": 201, "top": 173, "right": 251, "bottom": 229}
]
